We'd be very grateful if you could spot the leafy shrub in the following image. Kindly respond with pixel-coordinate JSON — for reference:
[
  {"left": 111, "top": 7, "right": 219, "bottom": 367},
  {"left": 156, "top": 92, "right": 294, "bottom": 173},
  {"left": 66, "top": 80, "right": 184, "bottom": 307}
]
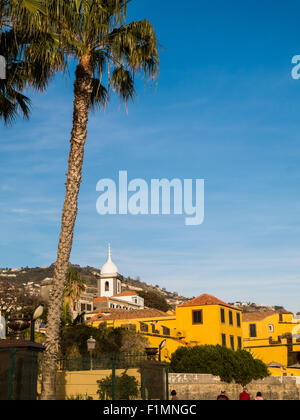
[
  {"left": 233, "top": 350, "right": 270, "bottom": 386},
  {"left": 97, "top": 372, "right": 139, "bottom": 400},
  {"left": 170, "top": 345, "right": 269, "bottom": 385},
  {"left": 61, "top": 326, "right": 148, "bottom": 357},
  {"left": 137, "top": 290, "right": 171, "bottom": 312}
]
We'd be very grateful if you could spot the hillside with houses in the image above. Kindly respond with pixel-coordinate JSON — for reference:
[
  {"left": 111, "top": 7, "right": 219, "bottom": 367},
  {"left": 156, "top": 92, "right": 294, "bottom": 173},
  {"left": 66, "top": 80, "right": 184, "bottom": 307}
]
[
  {"left": 0, "top": 264, "right": 190, "bottom": 313},
  {"left": 0, "top": 265, "right": 289, "bottom": 315}
]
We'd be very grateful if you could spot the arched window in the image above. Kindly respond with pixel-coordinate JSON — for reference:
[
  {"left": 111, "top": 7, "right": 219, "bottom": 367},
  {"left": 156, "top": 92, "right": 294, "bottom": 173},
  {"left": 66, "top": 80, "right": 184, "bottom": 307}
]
[{"left": 105, "top": 281, "right": 109, "bottom": 292}]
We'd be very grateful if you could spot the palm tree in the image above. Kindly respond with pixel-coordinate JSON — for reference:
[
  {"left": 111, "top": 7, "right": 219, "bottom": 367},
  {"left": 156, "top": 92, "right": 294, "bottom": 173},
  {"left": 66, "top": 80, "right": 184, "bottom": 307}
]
[
  {"left": 0, "top": 11, "right": 32, "bottom": 124},
  {"left": 6, "top": 0, "right": 159, "bottom": 399},
  {"left": 0, "top": 1, "right": 52, "bottom": 124},
  {"left": 0, "top": 56, "right": 32, "bottom": 124},
  {"left": 64, "top": 267, "right": 86, "bottom": 316}
]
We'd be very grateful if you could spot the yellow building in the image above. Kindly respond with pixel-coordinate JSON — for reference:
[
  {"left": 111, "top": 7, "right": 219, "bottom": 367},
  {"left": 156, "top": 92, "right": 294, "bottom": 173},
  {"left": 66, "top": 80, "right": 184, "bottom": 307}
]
[
  {"left": 86, "top": 292, "right": 300, "bottom": 375},
  {"left": 174, "top": 295, "right": 243, "bottom": 351},
  {"left": 86, "top": 294, "right": 243, "bottom": 361},
  {"left": 86, "top": 307, "right": 188, "bottom": 360},
  {"left": 83, "top": 246, "right": 300, "bottom": 375},
  {"left": 243, "top": 311, "right": 300, "bottom": 375}
]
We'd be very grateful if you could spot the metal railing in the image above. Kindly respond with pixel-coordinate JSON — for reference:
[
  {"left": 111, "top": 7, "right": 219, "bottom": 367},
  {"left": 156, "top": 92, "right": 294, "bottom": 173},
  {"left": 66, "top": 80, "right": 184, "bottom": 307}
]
[
  {"left": 57, "top": 352, "right": 149, "bottom": 371},
  {"left": 1, "top": 349, "right": 169, "bottom": 400}
]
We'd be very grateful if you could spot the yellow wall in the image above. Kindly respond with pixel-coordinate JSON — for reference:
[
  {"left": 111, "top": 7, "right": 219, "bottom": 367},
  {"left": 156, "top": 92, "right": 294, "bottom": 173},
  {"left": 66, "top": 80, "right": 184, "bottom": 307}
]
[
  {"left": 243, "top": 313, "right": 279, "bottom": 343},
  {"left": 243, "top": 313, "right": 300, "bottom": 370},
  {"left": 243, "top": 313, "right": 300, "bottom": 342},
  {"left": 175, "top": 305, "right": 243, "bottom": 349},
  {"left": 246, "top": 345, "right": 288, "bottom": 366},
  {"left": 268, "top": 367, "right": 300, "bottom": 377},
  {"left": 54, "top": 369, "right": 140, "bottom": 400}
]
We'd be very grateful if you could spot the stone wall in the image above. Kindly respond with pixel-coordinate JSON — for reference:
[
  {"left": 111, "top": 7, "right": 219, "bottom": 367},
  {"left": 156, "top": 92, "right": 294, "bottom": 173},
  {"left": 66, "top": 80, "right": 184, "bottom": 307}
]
[{"left": 169, "top": 373, "right": 300, "bottom": 400}]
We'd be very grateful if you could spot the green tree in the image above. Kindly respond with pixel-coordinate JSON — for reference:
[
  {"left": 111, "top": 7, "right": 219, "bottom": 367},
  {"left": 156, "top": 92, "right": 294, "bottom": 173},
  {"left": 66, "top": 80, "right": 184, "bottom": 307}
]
[
  {"left": 61, "top": 326, "right": 149, "bottom": 357},
  {"left": 97, "top": 372, "right": 139, "bottom": 400},
  {"left": 233, "top": 350, "right": 270, "bottom": 386},
  {"left": 61, "top": 300, "right": 73, "bottom": 327},
  {"left": 170, "top": 345, "right": 269, "bottom": 385},
  {"left": 120, "top": 329, "right": 149, "bottom": 353},
  {"left": 0, "top": 2, "right": 52, "bottom": 124},
  {"left": 0, "top": 14, "right": 31, "bottom": 124},
  {"left": 64, "top": 267, "right": 86, "bottom": 317},
  {"left": 137, "top": 290, "right": 171, "bottom": 312},
  {"left": 5, "top": 0, "right": 159, "bottom": 399}
]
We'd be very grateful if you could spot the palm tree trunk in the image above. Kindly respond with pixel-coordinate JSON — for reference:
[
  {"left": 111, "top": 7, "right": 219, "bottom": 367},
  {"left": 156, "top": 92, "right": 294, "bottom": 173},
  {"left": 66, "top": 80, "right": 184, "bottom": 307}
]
[{"left": 40, "top": 55, "right": 92, "bottom": 400}]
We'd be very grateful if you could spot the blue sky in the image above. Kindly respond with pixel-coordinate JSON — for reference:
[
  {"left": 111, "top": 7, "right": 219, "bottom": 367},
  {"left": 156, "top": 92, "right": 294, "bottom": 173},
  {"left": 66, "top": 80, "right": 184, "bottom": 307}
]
[{"left": 1, "top": 0, "right": 300, "bottom": 312}]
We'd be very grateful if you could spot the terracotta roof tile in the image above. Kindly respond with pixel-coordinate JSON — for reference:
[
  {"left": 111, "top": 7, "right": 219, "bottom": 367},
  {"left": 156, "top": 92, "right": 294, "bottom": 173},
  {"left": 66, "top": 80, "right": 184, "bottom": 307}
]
[
  {"left": 93, "top": 297, "right": 108, "bottom": 303},
  {"left": 87, "top": 308, "right": 171, "bottom": 322},
  {"left": 243, "top": 310, "right": 292, "bottom": 322},
  {"left": 243, "top": 311, "right": 276, "bottom": 322},
  {"left": 113, "top": 291, "right": 138, "bottom": 298},
  {"left": 178, "top": 294, "right": 240, "bottom": 311}
]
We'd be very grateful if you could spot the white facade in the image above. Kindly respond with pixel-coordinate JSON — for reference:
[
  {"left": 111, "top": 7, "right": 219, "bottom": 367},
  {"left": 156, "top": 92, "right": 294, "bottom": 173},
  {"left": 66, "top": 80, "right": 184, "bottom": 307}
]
[
  {"left": 97, "top": 245, "right": 144, "bottom": 310},
  {"left": 99, "top": 276, "right": 122, "bottom": 298},
  {"left": 99, "top": 245, "right": 122, "bottom": 297},
  {"left": 115, "top": 294, "right": 144, "bottom": 307}
]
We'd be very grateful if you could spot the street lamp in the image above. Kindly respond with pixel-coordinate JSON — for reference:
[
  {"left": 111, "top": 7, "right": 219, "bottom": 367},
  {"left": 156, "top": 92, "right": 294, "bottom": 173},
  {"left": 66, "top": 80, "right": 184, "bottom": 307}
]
[
  {"left": 159, "top": 339, "right": 167, "bottom": 362},
  {"left": 87, "top": 336, "right": 96, "bottom": 370},
  {"left": 30, "top": 304, "right": 45, "bottom": 342}
]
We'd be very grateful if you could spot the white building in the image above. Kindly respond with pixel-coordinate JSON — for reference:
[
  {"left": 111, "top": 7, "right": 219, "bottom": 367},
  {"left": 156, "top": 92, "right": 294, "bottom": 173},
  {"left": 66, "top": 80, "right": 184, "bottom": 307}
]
[
  {"left": 94, "top": 245, "right": 144, "bottom": 312},
  {"left": 98, "top": 244, "right": 122, "bottom": 297},
  {"left": 41, "top": 245, "right": 145, "bottom": 319}
]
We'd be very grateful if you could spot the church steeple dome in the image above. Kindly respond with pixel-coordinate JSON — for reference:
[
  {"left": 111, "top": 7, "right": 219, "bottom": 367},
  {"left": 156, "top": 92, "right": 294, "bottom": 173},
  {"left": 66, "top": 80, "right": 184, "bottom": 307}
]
[
  {"left": 99, "top": 244, "right": 121, "bottom": 298},
  {"left": 101, "top": 244, "right": 118, "bottom": 275}
]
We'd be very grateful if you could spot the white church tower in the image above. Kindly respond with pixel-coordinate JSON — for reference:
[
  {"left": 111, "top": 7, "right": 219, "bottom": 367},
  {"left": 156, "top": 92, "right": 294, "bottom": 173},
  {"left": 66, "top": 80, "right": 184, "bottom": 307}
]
[{"left": 99, "top": 245, "right": 122, "bottom": 297}]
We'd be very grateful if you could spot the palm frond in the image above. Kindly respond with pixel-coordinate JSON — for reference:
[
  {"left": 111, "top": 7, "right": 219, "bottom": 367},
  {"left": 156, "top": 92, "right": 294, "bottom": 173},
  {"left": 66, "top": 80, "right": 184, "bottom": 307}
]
[
  {"left": 90, "top": 78, "right": 107, "bottom": 111},
  {"left": 0, "top": 82, "right": 31, "bottom": 125},
  {"left": 1, "top": 0, "right": 160, "bottom": 121},
  {"left": 111, "top": 66, "right": 135, "bottom": 104},
  {"left": 107, "top": 19, "right": 159, "bottom": 79}
]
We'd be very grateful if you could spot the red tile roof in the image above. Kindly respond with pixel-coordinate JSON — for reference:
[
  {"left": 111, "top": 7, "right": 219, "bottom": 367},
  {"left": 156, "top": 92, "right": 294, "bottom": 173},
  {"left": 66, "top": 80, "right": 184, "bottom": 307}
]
[
  {"left": 178, "top": 294, "right": 240, "bottom": 310},
  {"left": 87, "top": 308, "right": 171, "bottom": 322},
  {"left": 93, "top": 297, "right": 108, "bottom": 303},
  {"left": 113, "top": 291, "right": 138, "bottom": 298},
  {"left": 243, "top": 310, "right": 293, "bottom": 322}
]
